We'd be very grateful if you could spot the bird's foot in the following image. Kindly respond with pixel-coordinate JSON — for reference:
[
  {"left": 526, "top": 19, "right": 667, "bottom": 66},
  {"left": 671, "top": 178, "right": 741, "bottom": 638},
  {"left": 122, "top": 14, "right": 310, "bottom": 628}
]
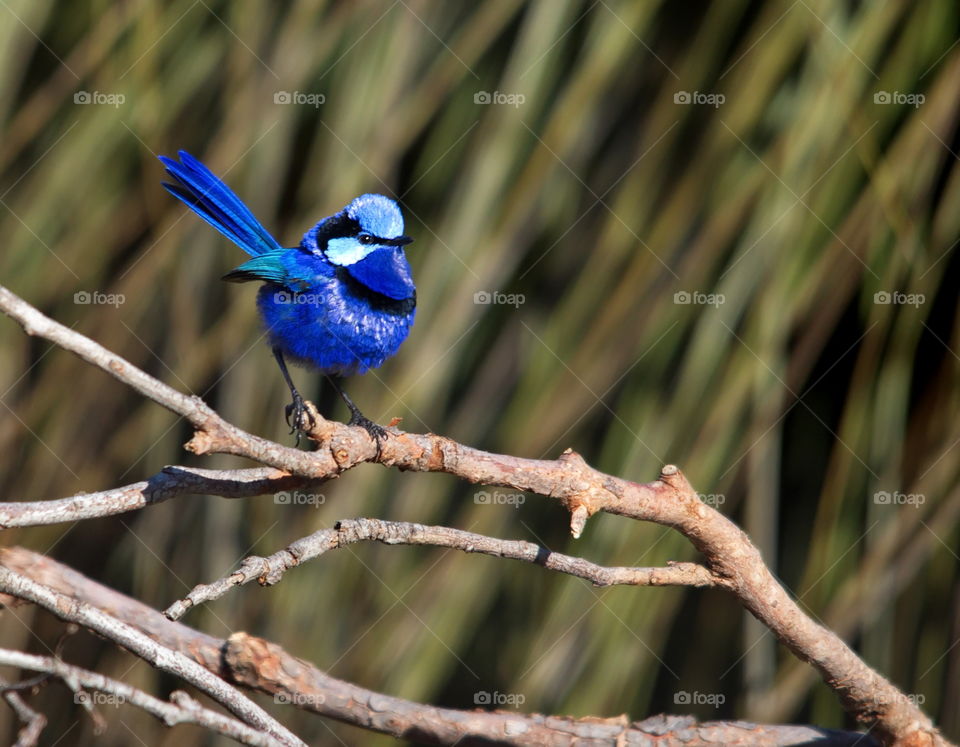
[
  {"left": 284, "top": 393, "right": 317, "bottom": 447},
  {"left": 348, "top": 413, "right": 389, "bottom": 457}
]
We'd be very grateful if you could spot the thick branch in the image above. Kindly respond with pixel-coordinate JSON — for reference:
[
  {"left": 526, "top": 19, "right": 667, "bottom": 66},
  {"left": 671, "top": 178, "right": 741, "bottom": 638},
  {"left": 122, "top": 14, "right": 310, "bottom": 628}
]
[
  {"left": 0, "top": 548, "right": 877, "bottom": 746},
  {"left": 0, "top": 649, "right": 280, "bottom": 746},
  {"left": 0, "top": 284, "right": 945, "bottom": 745},
  {"left": 165, "top": 518, "right": 723, "bottom": 620}
]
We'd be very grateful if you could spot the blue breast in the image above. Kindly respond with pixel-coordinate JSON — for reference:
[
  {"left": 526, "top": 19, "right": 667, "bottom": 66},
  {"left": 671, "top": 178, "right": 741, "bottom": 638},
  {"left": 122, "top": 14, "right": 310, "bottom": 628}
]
[{"left": 256, "top": 243, "right": 416, "bottom": 376}]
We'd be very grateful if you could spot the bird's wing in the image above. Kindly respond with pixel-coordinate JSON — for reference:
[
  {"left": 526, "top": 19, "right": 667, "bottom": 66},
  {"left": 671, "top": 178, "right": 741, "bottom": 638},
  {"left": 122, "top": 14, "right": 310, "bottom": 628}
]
[
  {"left": 159, "top": 151, "right": 283, "bottom": 257},
  {"left": 221, "top": 250, "right": 308, "bottom": 289}
]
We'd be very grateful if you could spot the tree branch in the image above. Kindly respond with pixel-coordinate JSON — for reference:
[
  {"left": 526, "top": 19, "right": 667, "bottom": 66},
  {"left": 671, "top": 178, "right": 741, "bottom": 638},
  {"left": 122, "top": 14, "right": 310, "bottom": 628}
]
[
  {"left": 0, "top": 284, "right": 946, "bottom": 745},
  {"left": 0, "top": 467, "right": 315, "bottom": 528},
  {"left": 0, "top": 677, "right": 46, "bottom": 747},
  {"left": 165, "top": 517, "right": 723, "bottom": 620},
  {"left": 0, "top": 563, "right": 304, "bottom": 747},
  {"left": 0, "top": 649, "right": 282, "bottom": 746},
  {"left": 0, "top": 548, "right": 878, "bottom": 746}
]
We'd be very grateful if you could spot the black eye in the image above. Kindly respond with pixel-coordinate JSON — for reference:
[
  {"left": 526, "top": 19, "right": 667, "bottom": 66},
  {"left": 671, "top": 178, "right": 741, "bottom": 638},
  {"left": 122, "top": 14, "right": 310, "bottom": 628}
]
[{"left": 358, "top": 234, "right": 374, "bottom": 244}]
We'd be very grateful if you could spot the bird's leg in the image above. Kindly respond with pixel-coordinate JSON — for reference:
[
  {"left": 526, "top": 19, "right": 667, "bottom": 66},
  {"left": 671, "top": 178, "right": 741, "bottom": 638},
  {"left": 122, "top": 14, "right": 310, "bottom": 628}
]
[
  {"left": 272, "top": 347, "right": 314, "bottom": 444},
  {"left": 326, "top": 376, "right": 388, "bottom": 455}
]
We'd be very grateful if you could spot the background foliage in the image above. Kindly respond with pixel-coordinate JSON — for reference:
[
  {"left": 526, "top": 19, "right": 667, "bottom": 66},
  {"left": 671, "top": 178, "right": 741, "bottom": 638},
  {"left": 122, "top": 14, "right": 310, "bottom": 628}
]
[{"left": 1, "top": 1, "right": 958, "bottom": 744}]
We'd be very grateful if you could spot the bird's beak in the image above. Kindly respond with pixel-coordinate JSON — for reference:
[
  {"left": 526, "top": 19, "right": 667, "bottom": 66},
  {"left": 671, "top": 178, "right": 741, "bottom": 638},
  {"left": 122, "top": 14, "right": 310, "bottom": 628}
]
[{"left": 384, "top": 235, "right": 413, "bottom": 247}]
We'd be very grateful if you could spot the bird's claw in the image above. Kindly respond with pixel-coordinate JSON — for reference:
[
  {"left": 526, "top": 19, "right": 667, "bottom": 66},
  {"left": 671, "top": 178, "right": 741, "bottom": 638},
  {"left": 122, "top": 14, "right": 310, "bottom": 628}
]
[
  {"left": 284, "top": 393, "right": 316, "bottom": 446},
  {"left": 348, "top": 413, "right": 389, "bottom": 457}
]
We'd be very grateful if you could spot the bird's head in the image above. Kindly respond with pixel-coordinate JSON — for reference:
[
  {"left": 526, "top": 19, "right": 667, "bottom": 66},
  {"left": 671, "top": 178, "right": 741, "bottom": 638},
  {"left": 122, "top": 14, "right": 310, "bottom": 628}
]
[
  {"left": 322, "top": 194, "right": 412, "bottom": 265},
  {"left": 310, "top": 194, "right": 415, "bottom": 301}
]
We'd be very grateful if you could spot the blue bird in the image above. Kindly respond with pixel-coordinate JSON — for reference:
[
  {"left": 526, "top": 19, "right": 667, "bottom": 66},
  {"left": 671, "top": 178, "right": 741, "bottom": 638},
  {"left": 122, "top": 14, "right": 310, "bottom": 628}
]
[{"left": 159, "top": 151, "right": 415, "bottom": 449}]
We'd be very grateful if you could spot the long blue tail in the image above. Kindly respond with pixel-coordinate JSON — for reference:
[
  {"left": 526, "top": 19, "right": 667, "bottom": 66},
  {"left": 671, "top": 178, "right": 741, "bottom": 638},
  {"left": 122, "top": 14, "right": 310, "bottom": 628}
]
[{"left": 159, "top": 151, "right": 283, "bottom": 257}]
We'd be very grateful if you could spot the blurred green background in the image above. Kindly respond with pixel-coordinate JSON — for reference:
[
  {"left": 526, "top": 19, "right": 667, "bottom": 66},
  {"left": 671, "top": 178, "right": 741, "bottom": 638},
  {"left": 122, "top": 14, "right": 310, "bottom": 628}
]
[{"left": 1, "top": 0, "right": 958, "bottom": 744}]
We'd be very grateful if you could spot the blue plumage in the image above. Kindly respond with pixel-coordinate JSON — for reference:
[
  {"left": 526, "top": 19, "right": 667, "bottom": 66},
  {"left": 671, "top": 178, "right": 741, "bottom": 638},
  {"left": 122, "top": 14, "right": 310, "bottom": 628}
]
[{"left": 160, "top": 150, "right": 416, "bottom": 446}]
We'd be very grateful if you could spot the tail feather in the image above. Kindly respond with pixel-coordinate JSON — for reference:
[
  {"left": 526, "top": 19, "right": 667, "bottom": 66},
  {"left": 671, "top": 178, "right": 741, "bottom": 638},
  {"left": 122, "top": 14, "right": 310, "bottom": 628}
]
[{"left": 159, "top": 151, "right": 282, "bottom": 256}]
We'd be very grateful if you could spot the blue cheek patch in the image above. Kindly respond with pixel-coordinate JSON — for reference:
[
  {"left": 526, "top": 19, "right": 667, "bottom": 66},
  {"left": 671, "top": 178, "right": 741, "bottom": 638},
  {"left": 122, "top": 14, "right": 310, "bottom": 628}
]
[
  {"left": 346, "top": 247, "right": 415, "bottom": 300},
  {"left": 325, "top": 236, "right": 377, "bottom": 266}
]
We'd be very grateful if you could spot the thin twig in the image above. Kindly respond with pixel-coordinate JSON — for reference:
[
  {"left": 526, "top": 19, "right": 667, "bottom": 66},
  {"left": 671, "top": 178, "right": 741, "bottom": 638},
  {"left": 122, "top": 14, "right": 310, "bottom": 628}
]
[
  {"left": 0, "top": 466, "right": 315, "bottom": 528},
  {"left": 0, "top": 676, "right": 46, "bottom": 747},
  {"left": 0, "top": 565, "right": 304, "bottom": 747},
  {"left": 165, "top": 518, "right": 723, "bottom": 619},
  {"left": 0, "top": 649, "right": 282, "bottom": 747}
]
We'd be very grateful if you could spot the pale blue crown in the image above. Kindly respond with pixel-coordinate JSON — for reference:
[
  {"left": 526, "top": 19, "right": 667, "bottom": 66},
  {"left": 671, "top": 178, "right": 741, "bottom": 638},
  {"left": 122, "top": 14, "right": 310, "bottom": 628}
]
[{"left": 347, "top": 194, "right": 404, "bottom": 238}]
